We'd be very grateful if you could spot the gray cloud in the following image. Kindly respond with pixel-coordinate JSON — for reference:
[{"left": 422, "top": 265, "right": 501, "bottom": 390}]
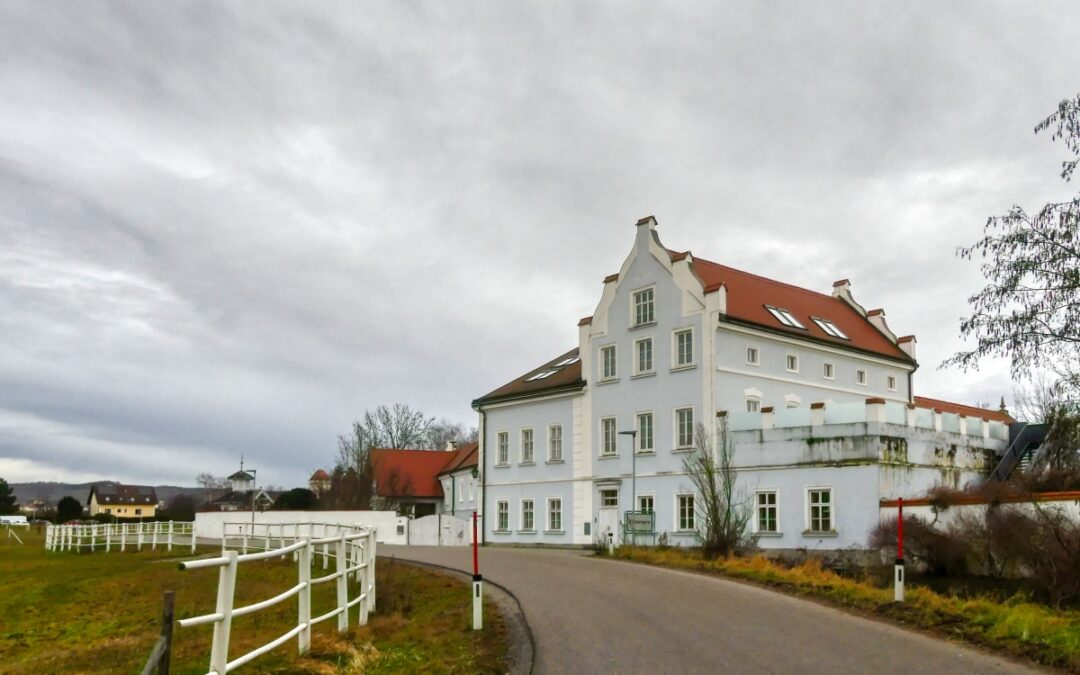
[{"left": 2, "top": 1, "right": 1078, "bottom": 486}]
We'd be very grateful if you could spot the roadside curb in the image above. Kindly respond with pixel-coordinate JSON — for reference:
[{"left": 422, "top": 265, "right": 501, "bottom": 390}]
[{"left": 386, "top": 555, "right": 535, "bottom": 675}]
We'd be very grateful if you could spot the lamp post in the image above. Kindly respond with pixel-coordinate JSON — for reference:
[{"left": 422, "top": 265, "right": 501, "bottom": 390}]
[{"left": 618, "top": 430, "right": 637, "bottom": 543}]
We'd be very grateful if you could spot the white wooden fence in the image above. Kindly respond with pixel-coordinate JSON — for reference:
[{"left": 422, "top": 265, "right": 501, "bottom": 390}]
[
  {"left": 178, "top": 522, "right": 377, "bottom": 674},
  {"left": 45, "top": 521, "right": 196, "bottom": 553}
]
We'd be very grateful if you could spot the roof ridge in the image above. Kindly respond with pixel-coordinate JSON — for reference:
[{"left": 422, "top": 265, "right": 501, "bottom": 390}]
[{"left": 685, "top": 253, "right": 840, "bottom": 303}]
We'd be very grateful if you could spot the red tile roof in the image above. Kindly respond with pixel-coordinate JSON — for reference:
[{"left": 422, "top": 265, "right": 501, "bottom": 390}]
[
  {"left": 687, "top": 255, "right": 912, "bottom": 362},
  {"left": 309, "top": 469, "right": 330, "bottom": 481},
  {"left": 370, "top": 449, "right": 457, "bottom": 498},
  {"left": 913, "top": 396, "right": 1014, "bottom": 424},
  {"left": 437, "top": 442, "right": 479, "bottom": 476}
]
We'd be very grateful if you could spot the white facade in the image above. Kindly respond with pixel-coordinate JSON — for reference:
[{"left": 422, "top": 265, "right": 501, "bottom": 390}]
[{"left": 476, "top": 218, "right": 1009, "bottom": 552}]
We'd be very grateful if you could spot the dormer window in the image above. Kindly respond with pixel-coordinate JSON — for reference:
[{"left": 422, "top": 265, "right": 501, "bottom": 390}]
[
  {"left": 633, "top": 288, "right": 655, "bottom": 326},
  {"left": 812, "top": 317, "right": 849, "bottom": 340},
  {"left": 765, "top": 305, "right": 806, "bottom": 329}
]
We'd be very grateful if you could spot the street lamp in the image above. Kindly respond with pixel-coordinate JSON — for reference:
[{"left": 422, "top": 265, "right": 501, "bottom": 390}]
[{"left": 618, "top": 430, "right": 637, "bottom": 518}]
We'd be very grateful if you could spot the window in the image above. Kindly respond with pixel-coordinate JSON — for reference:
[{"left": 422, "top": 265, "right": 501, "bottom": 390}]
[
  {"left": 674, "top": 329, "right": 693, "bottom": 367},
  {"left": 812, "top": 317, "right": 849, "bottom": 339},
  {"left": 887, "top": 375, "right": 897, "bottom": 391},
  {"left": 746, "top": 346, "right": 760, "bottom": 366},
  {"left": 135, "top": 508, "right": 142, "bottom": 516},
  {"left": 756, "top": 491, "right": 778, "bottom": 533},
  {"left": 521, "top": 499, "right": 535, "bottom": 531},
  {"left": 601, "top": 417, "right": 617, "bottom": 456},
  {"left": 823, "top": 362, "right": 834, "bottom": 379},
  {"left": 765, "top": 305, "right": 806, "bottom": 329},
  {"left": 497, "top": 432, "right": 509, "bottom": 465},
  {"left": 856, "top": 370, "right": 867, "bottom": 385},
  {"left": 746, "top": 399, "right": 761, "bottom": 413},
  {"left": 638, "top": 495, "right": 654, "bottom": 513},
  {"left": 548, "top": 425, "right": 563, "bottom": 461},
  {"left": 808, "top": 488, "right": 833, "bottom": 533},
  {"left": 786, "top": 354, "right": 799, "bottom": 373},
  {"left": 633, "top": 287, "right": 655, "bottom": 326},
  {"left": 496, "top": 501, "right": 509, "bottom": 531},
  {"left": 458, "top": 478, "right": 464, "bottom": 502},
  {"left": 637, "top": 412, "right": 654, "bottom": 452},
  {"left": 600, "top": 345, "right": 617, "bottom": 380},
  {"left": 548, "top": 498, "right": 562, "bottom": 531},
  {"left": 526, "top": 369, "right": 557, "bottom": 381},
  {"left": 468, "top": 478, "right": 474, "bottom": 501},
  {"left": 443, "top": 480, "right": 451, "bottom": 506},
  {"left": 521, "top": 428, "right": 534, "bottom": 463},
  {"left": 678, "top": 494, "right": 695, "bottom": 530},
  {"left": 600, "top": 489, "right": 618, "bottom": 507},
  {"left": 785, "top": 394, "right": 801, "bottom": 409},
  {"left": 675, "top": 407, "right": 694, "bottom": 448},
  {"left": 635, "top": 337, "right": 654, "bottom": 375},
  {"left": 554, "top": 356, "right": 580, "bottom": 367}
]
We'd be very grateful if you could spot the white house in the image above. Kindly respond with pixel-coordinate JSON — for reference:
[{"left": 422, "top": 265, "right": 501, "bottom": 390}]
[{"left": 473, "top": 216, "right": 1012, "bottom": 554}]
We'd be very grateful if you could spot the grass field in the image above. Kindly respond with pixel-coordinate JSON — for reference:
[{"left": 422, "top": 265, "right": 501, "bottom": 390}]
[
  {"left": 609, "top": 546, "right": 1080, "bottom": 673},
  {"left": 0, "top": 528, "right": 505, "bottom": 674}
]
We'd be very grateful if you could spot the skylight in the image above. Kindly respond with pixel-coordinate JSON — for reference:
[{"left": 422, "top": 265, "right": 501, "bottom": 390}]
[
  {"left": 765, "top": 305, "right": 806, "bottom": 329},
  {"left": 553, "top": 356, "right": 580, "bottom": 367},
  {"left": 812, "top": 317, "right": 849, "bottom": 340},
  {"left": 526, "top": 369, "right": 558, "bottom": 381}
]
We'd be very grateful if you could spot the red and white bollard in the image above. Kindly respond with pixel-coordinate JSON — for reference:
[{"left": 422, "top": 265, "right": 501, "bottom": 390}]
[
  {"left": 894, "top": 497, "right": 905, "bottom": 602},
  {"left": 472, "top": 512, "right": 483, "bottom": 630}
]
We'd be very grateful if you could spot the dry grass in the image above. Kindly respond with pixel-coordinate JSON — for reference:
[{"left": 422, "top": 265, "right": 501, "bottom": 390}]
[
  {"left": 0, "top": 529, "right": 505, "bottom": 674},
  {"left": 610, "top": 546, "right": 1080, "bottom": 672}
]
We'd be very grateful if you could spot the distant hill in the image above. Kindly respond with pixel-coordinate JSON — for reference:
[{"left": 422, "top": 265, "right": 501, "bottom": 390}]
[{"left": 10, "top": 481, "right": 208, "bottom": 506}]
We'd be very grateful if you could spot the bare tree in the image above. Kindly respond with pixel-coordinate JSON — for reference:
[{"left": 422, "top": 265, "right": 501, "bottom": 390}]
[
  {"left": 427, "top": 418, "right": 478, "bottom": 449},
  {"left": 1012, "top": 371, "right": 1063, "bottom": 423},
  {"left": 682, "top": 419, "right": 755, "bottom": 558},
  {"left": 945, "top": 93, "right": 1080, "bottom": 398},
  {"left": 195, "top": 473, "right": 226, "bottom": 503}
]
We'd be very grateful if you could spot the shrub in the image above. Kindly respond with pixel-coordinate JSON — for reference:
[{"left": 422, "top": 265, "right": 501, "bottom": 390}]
[{"left": 869, "top": 515, "right": 970, "bottom": 576}]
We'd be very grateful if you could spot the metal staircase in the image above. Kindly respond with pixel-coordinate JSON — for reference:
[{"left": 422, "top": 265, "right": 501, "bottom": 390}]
[{"left": 988, "top": 422, "right": 1047, "bottom": 482}]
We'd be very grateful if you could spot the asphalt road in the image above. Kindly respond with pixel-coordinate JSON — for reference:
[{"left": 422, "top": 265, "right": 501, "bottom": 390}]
[{"left": 382, "top": 545, "right": 1044, "bottom": 675}]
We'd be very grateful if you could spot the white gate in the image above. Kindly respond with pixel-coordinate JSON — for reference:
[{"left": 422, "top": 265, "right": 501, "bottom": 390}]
[{"left": 407, "top": 514, "right": 470, "bottom": 546}]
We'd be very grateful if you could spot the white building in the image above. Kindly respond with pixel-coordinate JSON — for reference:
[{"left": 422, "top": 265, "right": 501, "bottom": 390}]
[{"left": 473, "top": 216, "right": 1012, "bottom": 554}]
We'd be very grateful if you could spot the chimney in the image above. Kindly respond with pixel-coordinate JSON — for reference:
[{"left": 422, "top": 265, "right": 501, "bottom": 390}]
[
  {"left": 445, "top": 440, "right": 457, "bottom": 452},
  {"left": 831, "top": 279, "right": 851, "bottom": 298}
]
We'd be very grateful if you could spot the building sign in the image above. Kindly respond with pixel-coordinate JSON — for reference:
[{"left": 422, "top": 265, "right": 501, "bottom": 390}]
[{"left": 625, "top": 510, "right": 654, "bottom": 534}]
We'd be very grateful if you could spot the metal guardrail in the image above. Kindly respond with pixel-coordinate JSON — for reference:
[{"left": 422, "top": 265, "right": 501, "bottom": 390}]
[
  {"left": 45, "top": 521, "right": 196, "bottom": 554},
  {"left": 177, "top": 523, "right": 377, "bottom": 675}
]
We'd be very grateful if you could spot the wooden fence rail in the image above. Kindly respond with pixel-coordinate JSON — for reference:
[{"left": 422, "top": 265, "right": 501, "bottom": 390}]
[
  {"left": 45, "top": 521, "right": 196, "bottom": 554},
  {"left": 177, "top": 523, "right": 377, "bottom": 675}
]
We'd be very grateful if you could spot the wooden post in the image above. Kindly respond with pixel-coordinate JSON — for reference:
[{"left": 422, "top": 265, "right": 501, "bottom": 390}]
[
  {"left": 208, "top": 551, "right": 238, "bottom": 674},
  {"left": 297, "top": 539, "right": 312, "bottom": 655},
  {"left": 335, "top": 533, "right": 349, "bottom": 632},
  {"left": 160, "top": 590, "right": 175, "bottom": 675}
]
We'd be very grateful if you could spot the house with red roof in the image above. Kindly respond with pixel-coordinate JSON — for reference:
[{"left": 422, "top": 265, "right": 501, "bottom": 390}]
[
  {"left": 471, "top": 216, "right": 1015, "bottom": 554},
  {"left": 363, "top": 442, "right": 480, "bottom": 518}
]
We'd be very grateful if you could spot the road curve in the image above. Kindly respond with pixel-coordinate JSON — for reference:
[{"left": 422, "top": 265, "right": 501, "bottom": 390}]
[{"left": 382, "top": 545, "right": 1044, "bottom": 675}]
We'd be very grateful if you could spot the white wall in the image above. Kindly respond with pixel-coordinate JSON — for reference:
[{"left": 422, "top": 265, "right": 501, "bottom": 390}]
[{"left": 194, "top": 510, "right": 408, "bottom": 544}]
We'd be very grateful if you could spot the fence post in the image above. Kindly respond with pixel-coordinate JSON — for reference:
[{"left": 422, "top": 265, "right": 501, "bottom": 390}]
[
  {"left": 190, "top": 522, "right": 196, "bottom": 554},
  {"left": 160, "top": 590, "right": 175, "bottom": 675},
  {"left": 369, "top": 530, "right": 377, "bottom": 612},
  {"left": 297, "top": 538, "right": 312, "bottom": 655},
  {"left": 335, "top": 533, "right": 348, "bottom": 632},
  {"left": 90, "top": 525, "right": 96, "bottom": 552},
  {"left": 208, "top": 550, "right": 238, "bottom": 675},
  {"left": 121, "top": 524, "right": 127, "bottom": 552},
  {"left": 106, "top": 524, "right": 111, "bottom": 553},
  {"left": 357, "top": 538, "right": 369, "bottom": 626},
  {"left": 168, "top": 521, "right": 174, "bottom": 552},
  {"left": 138, "top": 524, "right": 144, "bottom": 551},
  {"left": 152, "top": 522, "right": 159, "bottom": 550}
]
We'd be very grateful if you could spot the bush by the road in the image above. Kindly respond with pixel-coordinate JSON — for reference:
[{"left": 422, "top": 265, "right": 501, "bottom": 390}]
[{"left": 609, "top": 546, "right": 1080, "bottom": 672}]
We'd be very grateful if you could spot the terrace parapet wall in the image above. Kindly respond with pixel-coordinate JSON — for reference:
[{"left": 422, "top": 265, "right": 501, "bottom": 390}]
[{"left": 725, "top": 398, "right": 1009, "bottom": 472}]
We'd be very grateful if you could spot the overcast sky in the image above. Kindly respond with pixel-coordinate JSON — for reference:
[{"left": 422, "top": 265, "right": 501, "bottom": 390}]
[{"left": 2, "top": 2, "right": 1078, "bottom": 488}]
